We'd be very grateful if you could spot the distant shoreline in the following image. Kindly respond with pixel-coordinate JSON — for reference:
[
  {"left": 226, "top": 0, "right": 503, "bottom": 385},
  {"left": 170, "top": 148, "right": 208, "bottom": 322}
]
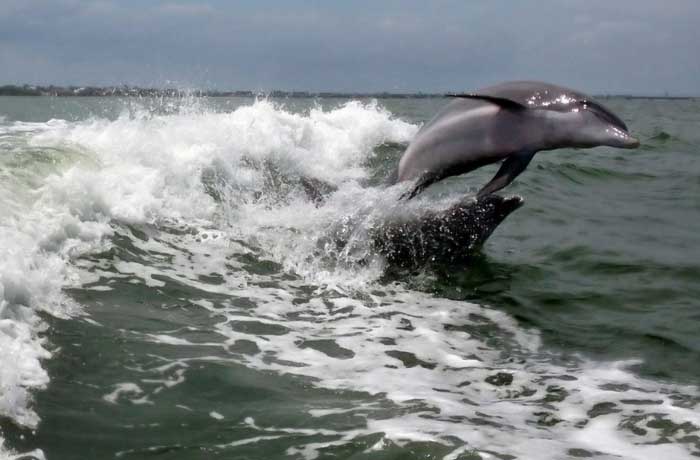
[{"left": 0, "top": 84, "right": 695, "bottom": 100}]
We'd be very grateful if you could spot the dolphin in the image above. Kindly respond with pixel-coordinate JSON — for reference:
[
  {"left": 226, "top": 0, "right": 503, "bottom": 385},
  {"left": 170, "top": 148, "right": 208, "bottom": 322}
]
[
  {"left": 371, "top": 194, "right": 524, "bottom": 269},
  {"left": 394, "top": 81, "right": 640, "bottom": 199},
  {"left": 318, "top": 193, "right": 524, "bottom": 270}
]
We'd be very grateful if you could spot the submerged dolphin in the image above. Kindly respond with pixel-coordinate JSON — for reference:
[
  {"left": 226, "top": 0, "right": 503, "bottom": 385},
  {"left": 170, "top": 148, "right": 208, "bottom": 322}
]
[
  {"left": 394, "top": 81, "right": 639, "bottom": 198},
  {"left": 320, "top": 194, "right": 524, "bottom": 270},
  {"left": 372, "top": 194, "right": 524, "bottom": 269}
]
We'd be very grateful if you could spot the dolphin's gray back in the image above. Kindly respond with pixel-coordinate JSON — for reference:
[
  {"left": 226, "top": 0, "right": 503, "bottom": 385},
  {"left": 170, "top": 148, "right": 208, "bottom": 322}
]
[
  {"left": 417, "top": 97, "right": 487, "bottom": 134},
  {"left": 395, "top": 96, "right": 521, "bottom": 186},
  {"left": 478, "top": 81, "right": 587, "bottom": 108},
  {"left": 410, "top": 82, "right": 584, "bottom": 146},
  {"left": 477, "top": 81, "right": 628, "bottom": 130}
]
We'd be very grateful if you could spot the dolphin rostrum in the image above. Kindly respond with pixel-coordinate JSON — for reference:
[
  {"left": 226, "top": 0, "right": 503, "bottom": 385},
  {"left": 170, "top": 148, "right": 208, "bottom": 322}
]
[{"left": 394, "top": 81, "right": 640, "bottom": 199}]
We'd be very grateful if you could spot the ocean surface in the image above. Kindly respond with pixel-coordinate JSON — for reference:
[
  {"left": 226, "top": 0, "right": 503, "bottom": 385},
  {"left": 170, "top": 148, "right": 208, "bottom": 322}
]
[{"left": 0, "top": 95, "right": 699, "bottom": 460}]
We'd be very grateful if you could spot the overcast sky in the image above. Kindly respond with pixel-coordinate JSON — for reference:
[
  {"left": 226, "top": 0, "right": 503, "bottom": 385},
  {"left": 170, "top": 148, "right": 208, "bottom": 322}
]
[{"left": 1, "top": 0, "right": 698, "bottom": 94}]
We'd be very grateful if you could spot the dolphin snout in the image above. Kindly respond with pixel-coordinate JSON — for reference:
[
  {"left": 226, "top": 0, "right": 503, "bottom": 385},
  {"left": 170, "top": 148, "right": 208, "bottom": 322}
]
[
  {"left": 606, "top": 126, "right": 640, "bottom": 149},
  {"left": 623, "top": 135, "right": 640, "bottom": 149}
]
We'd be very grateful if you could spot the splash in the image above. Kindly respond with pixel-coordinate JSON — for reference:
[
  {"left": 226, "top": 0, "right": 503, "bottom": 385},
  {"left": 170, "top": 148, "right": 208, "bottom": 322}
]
[{"left": 0, "top": 98, "right": 416, "bottom": 435}]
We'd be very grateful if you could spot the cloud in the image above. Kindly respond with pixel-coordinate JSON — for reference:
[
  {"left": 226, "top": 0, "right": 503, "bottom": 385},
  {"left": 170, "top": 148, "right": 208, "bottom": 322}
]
[{"left": 0, "top": 0, "right": 697, "bottom": 94}]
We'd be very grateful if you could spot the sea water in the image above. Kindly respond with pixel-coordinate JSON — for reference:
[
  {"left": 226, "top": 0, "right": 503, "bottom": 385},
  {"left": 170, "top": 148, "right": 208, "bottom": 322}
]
[{"left": 0, "top": 95, "right": 699, "bottom": 459}]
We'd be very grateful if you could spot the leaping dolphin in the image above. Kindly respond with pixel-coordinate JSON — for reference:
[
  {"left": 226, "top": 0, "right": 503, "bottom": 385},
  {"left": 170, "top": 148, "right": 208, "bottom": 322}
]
[{"left": 394, "top": 81, "right": 639, "bottom": 199}]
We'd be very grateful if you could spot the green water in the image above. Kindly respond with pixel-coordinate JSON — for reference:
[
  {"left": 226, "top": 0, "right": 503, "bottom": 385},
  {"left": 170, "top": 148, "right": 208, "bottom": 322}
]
[{"left": 0, "top": 95, "right": 699, "bottom": 459}]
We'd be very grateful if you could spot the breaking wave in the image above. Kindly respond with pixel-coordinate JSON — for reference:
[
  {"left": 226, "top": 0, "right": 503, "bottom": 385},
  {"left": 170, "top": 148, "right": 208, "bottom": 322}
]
[{"left": 1, "top": 97, "right": 698, "bottom": 459}]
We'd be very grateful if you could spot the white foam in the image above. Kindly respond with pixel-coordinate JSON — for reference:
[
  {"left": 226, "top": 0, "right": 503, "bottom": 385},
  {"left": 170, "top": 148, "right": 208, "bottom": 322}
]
[
  {"left": 222, "top": 286, "right": 700, "bottom": 459},
  {"left": 0, "top": 98, "right": 413, "bottom": 442},
  {"left": 0, "top": 311, "right": 50, "bottom": 428},
  {"left": 0, "top": 124, "right": 105, "bottom": 433},
  {"left": 103, "top": 382, "right": 145, "bottom": 404},
  {"left": 0, "top": 443, "right": 45, "bottom": 460},
  {"left": 107, "top": 229, "right": 700, "bottom": 459},
  {"left": 93, "top": 213, "right": 699, "bottom": 459}
]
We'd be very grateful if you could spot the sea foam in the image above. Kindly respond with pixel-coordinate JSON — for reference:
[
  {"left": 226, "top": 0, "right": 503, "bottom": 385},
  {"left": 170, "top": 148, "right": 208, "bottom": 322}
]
[{"left": 0, "top": 99, "right": 415, "bottom": 439}]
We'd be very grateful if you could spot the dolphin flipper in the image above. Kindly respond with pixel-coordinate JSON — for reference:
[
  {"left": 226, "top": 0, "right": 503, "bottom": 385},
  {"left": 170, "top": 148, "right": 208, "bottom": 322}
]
[{"left": 477, "top": 150, "right": 535, "bottom": 198}]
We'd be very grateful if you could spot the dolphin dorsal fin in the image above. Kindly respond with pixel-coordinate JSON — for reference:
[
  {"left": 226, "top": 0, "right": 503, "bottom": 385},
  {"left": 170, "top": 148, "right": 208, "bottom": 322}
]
[{"left": 447, "top": 93, "right": 527, "bottom": 110}]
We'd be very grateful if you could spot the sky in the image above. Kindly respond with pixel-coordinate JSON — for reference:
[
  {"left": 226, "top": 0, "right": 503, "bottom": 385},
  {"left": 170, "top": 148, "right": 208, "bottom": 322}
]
[{"left": 1, "top": 0, "right": 699, "bottom": 95}]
